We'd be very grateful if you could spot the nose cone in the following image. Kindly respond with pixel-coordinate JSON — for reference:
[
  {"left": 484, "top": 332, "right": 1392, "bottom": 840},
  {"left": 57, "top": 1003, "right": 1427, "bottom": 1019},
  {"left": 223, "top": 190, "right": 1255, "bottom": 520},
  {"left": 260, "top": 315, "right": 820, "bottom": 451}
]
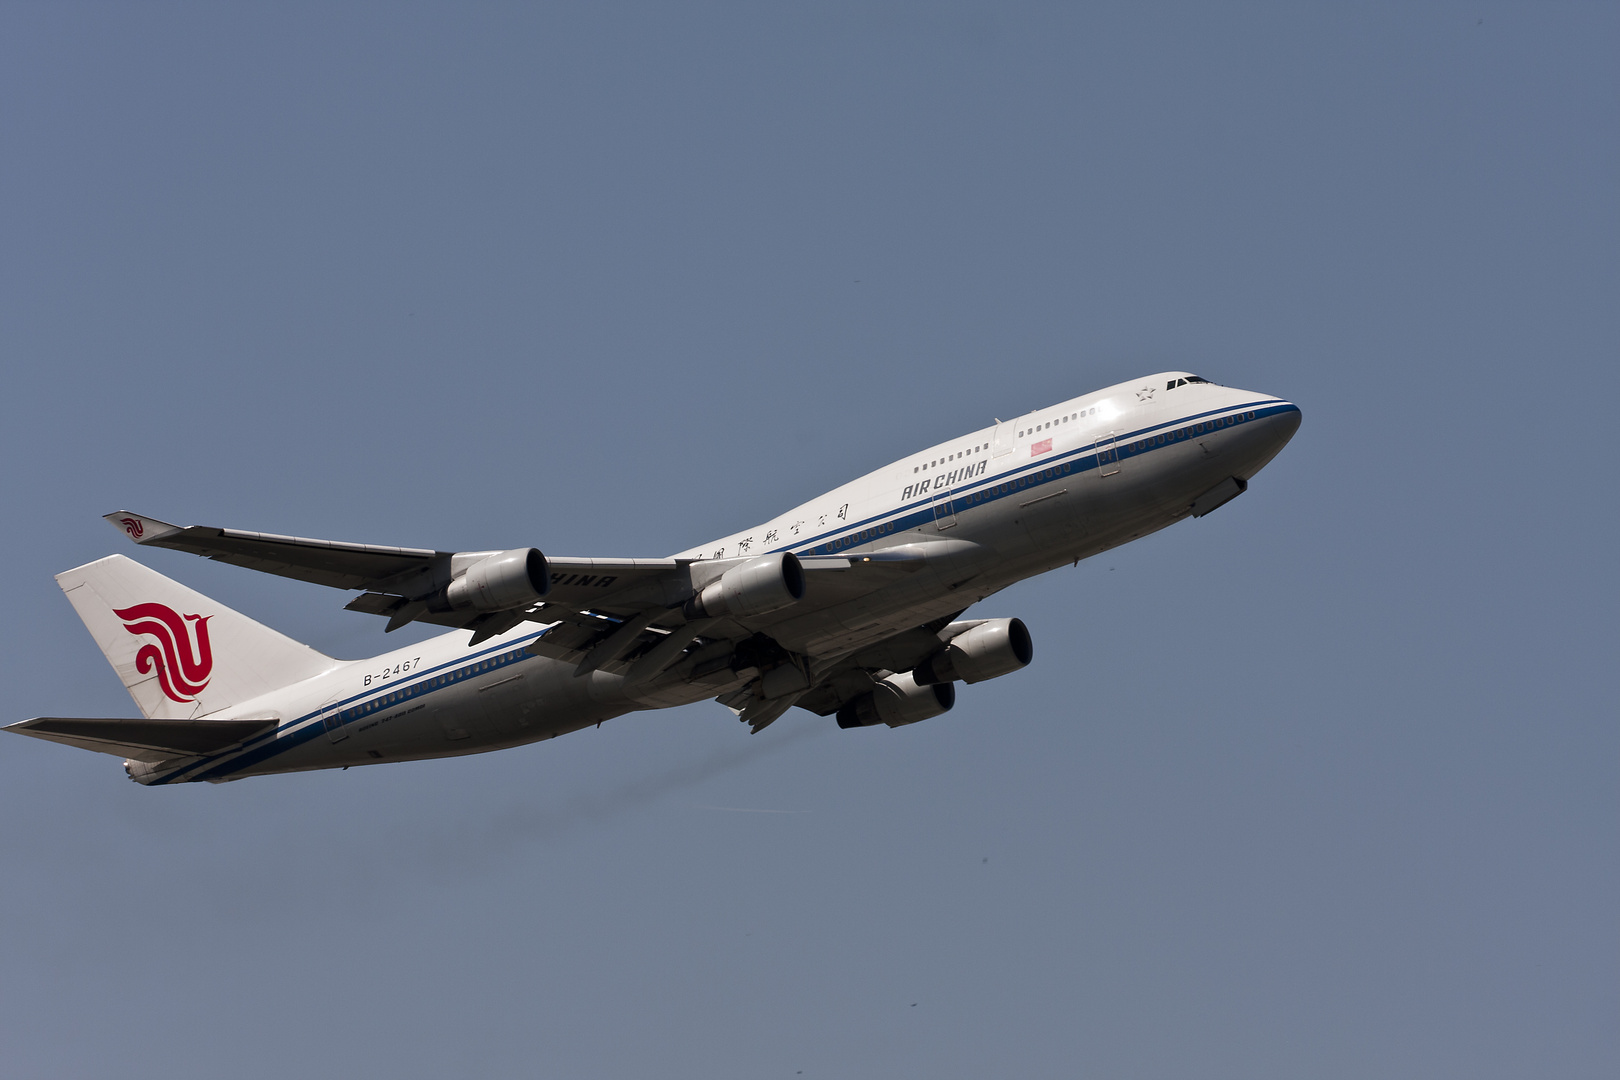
[
  {"left": 1268, "top": 401, "right": 1303, "bottom": 448},
  {"left": 1230, "top": 397, "right": 1301, "bottom": 481}
]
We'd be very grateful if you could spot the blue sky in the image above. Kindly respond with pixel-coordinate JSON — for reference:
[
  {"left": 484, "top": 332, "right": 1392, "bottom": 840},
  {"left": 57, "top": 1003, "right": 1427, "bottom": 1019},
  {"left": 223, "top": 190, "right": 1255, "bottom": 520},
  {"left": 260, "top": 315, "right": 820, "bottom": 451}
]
[{"left": 1, "top": 5, "right": 1615, "bottom": 1077}]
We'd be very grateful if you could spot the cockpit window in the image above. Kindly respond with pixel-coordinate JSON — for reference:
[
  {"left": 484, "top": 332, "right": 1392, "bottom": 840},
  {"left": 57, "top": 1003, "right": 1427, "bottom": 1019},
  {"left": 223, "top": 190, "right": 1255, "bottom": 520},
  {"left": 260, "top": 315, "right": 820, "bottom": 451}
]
[{"left": 1165, "top": 375, "right": 1210, "bottom": 389}]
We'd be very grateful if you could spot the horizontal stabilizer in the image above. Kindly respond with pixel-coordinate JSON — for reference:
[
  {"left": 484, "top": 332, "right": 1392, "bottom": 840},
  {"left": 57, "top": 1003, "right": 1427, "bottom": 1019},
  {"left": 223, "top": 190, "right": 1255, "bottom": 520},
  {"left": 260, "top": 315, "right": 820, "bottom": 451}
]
[{"left": 6, "top": 716, "right": 278, "bottom": 763}]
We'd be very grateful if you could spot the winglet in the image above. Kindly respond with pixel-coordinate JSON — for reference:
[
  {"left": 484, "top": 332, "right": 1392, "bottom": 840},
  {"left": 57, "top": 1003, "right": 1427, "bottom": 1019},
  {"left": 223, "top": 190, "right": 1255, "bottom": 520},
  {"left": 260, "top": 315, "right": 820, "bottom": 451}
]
[{"left": 103, "top": 511, "right": 184, "bottom": 545}]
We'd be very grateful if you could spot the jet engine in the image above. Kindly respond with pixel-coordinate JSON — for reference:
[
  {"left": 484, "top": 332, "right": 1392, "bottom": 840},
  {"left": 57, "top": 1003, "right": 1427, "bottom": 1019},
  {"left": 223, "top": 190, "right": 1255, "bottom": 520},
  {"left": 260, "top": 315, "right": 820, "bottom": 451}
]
[
  {"left": 836, "top": 672, "right": 955, "bottom": 729},
  {"left": 684, "top": 551, "right": 805, "bottom": 620},
  {"left": 914, "top": 618, "right": 1033, "bottom": 685},
  {"left": 444, "top": 548, "right": 550, "bottom": 611}
]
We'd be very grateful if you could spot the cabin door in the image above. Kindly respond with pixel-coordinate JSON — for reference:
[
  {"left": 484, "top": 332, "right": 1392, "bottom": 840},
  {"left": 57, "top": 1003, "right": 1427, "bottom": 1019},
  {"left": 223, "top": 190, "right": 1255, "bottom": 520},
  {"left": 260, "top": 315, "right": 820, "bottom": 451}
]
[
  {"left": 1094, "top": 433, "right": 1120, "bottom": 477},
  {"left": 992, "top": 419, "right": 1016, "bottom": 458},
  {"left": 321, "top": 699, "right": 348, "bottom": 743}
]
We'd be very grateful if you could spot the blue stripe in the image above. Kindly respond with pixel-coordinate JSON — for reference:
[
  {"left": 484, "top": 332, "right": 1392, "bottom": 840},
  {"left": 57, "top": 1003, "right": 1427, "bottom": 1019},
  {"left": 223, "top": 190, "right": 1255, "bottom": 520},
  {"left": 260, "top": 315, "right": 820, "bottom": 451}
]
[
  {"left": 150, "top": 630, "right": 550, "bottom": 785},
  {"left": 785, "top": 400, "right": 1294, "bottom": 555}
]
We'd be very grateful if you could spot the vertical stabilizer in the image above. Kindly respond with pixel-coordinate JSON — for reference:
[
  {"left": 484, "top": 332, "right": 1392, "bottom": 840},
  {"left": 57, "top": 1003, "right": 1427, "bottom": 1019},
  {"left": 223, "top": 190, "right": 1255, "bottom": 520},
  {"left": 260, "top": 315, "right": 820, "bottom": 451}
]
[{"left": 56, "top": 555, "right": 337, "bottom": 720}]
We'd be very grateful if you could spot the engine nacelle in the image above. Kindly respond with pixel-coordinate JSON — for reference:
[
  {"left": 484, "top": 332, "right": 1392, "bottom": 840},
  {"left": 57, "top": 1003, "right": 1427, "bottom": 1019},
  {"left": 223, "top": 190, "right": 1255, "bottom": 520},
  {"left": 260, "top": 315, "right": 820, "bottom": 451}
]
[
  {"left": 836, "top": 672, "right": 955, "bottom": 729},
  {"left": 914, "top": 618, "right": 1033, "bottom": 685},
  {"left": 684, "top": 552, "right": 805, "bottom": 620},
  {"left": 444, "top": 548, "right": 550, "bottom": 612}
]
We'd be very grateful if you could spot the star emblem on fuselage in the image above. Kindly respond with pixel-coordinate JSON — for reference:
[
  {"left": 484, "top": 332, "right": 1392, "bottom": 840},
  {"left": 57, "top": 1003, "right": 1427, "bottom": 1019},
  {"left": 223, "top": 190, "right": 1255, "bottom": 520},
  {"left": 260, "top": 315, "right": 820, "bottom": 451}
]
[{"left": 1135, "top": 387, "right": 1156, "bottom": 401}]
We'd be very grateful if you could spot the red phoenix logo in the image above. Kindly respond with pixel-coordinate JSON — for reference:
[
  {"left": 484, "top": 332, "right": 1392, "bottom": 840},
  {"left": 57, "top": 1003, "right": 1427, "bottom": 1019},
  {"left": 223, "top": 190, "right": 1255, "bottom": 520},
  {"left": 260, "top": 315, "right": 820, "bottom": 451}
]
[
  {"left": 119, "top": 517, "right": 144, "bottom": 539},
  {"left": 114, "top": 603, "right": 214, "bottom": 703}
]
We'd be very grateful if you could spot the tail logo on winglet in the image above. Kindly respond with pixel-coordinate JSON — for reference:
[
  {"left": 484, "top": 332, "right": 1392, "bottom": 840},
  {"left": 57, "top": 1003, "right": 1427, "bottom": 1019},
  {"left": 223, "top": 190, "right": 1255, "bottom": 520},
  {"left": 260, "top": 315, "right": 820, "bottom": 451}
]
[
  {"left": 113, "top": 603, "right": 214, "bottom": 703},
  {"left": 119, "top": 517, "right": 145, "bottom": 539}
]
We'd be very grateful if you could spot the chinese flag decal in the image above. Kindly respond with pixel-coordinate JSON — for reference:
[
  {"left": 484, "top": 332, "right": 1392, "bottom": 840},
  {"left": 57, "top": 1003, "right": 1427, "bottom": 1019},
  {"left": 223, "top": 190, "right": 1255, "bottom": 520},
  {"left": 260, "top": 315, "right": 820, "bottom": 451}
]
[{"left": 1031, "top": 439, "right": 1053, "bottom": 456}]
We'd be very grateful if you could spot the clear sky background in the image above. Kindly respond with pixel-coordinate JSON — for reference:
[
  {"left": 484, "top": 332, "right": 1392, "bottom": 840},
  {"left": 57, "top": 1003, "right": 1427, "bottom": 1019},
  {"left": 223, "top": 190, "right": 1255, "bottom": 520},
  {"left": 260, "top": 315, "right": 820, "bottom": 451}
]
[{"left": 1, "top": 4, "right": 1614, "bottom": 1078}]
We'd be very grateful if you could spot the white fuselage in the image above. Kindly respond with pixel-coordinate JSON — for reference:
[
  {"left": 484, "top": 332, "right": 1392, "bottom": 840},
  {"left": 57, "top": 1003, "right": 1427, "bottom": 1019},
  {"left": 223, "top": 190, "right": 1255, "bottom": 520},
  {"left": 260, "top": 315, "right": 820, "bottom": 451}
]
[{"left": 133, "top": 372, "right": 1301, "bottom": 784}]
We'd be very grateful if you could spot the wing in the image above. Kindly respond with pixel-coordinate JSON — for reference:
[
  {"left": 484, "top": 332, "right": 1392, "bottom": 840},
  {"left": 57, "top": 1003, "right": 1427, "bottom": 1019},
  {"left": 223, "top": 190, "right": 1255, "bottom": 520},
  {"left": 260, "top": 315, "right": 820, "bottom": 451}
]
[
  {"left": 104, "top": 511, "right": 443, "bottom": 590},
  {"left": 729, "top": 616, "right": 966, "bottom": 732},
  {"left": 105, "top": 510, "right": 686, "bottom": 643},
  {"left": 102, "top": 512, "right": 986, "bottom": 727}
]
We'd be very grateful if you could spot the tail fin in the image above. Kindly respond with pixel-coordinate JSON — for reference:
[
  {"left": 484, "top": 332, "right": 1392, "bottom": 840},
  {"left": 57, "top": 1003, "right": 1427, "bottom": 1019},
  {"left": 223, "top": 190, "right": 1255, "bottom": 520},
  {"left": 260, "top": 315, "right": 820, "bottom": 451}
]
[{"left": 56, "top": 555, "right": 337, "bottom": 719}]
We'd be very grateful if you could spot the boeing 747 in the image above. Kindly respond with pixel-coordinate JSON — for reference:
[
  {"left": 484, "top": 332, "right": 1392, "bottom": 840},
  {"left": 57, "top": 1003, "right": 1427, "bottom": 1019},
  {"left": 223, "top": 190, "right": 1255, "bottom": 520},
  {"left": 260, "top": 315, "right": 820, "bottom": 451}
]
[{"left": 9, "top": 371, "right": 1300, "bottom": 784}]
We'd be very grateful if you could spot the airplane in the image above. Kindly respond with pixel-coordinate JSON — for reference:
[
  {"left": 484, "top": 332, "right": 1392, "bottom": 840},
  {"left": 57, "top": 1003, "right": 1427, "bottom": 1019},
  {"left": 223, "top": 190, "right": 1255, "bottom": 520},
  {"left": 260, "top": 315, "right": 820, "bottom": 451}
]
[{"left": 8, "top": 371, "right": 1300, "bottom": 785}]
